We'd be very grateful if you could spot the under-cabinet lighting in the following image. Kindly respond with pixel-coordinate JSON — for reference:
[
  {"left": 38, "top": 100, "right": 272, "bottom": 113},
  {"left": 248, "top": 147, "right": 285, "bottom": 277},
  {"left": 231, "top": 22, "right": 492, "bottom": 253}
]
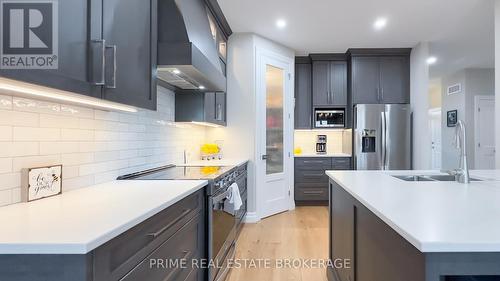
[
  {"left": 190, "top": 121, "right": 222, "bottom": 128},
  {"left": 172, "top": 69, "right": 181, "bottom": 74},
  {"left": 198, "top": 85, "right": 205, "bottom": 90},
  {"left": 0, "top": 78, "right": 137, "bottom": 112}
]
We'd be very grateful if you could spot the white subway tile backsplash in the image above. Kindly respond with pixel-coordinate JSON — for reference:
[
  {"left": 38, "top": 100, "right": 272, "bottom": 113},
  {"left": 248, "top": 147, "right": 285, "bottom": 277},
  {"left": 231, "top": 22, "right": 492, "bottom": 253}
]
[
  {"left": 12, "top": 155, "right": 61, "bottom": 172},
  {"left": 61, "top": 153, "right": 94, "bottom": 166},
  {"left": 0, "top": 142, "right": 39, "bottom": 157},
  {"left": 0, "top": 110, "right": 39, "bottom": 127},
  {"left": 0, "top": 95, "right": 13, "bottom": 110},
  {"left": 0, "top": 158, "right": 12, "bottom": 173},
  {"left": 40, "top": 114, "right": 79, "bottom": 129},
  {"left": 0, "top": 126, "right": 12, "bottom": 141},
  {"left": 63, "top": 165, "right": 79, "bottom": 179},
  {"left": 60, "top": 105, "right": 94, "bottom": 118},
  {"left": 11, "top": 187, "right": 21, "bottom": 204},
  {"left": 13, "top": 97, "right": 60, "bottom": 114},
  {"left": 61, "top": 129, "right": 94, "bottom": 141},
  {"left": 0, "top": 189, "right": 12, "bottom": 206},
  {"left": 40, "top": 142, "right": 79, "bottom": 155},
  {"left": 13, "top": 127, "right": 61, "bottom": 141},
  {"left": 0, "top": 173, "right": 21, "bottom": 191},
  {"left": 63, "top": 175, "right": 95, "bottom": 192},
  {"left": 0, "top": 88, "right": 206, "bottom": 207}
]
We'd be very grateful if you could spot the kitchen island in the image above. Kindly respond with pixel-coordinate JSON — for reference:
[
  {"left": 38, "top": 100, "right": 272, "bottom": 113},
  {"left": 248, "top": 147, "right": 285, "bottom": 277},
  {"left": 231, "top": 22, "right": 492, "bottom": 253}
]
[{"left": 327, "top": 170, "right": 500, "bottom": 281}]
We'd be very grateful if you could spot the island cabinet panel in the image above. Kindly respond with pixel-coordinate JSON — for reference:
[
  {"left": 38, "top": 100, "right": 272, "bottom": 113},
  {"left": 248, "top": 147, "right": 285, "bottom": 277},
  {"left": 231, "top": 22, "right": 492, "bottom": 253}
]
[
  {"left": 355, "top": 202, "right": 425, "bottom": 281},
  {"left": 330, "top": 182, "right": 355, "bottom": 281},
  {"left": 329, "top": 180, "right": 425, "bottom": 281}
]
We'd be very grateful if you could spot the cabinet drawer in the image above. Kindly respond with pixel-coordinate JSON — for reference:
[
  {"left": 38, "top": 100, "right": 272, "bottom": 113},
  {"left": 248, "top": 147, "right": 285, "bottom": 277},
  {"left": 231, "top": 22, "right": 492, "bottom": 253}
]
[
  {"left": 295, "top": 187, "right": 329, "bottom": 201},
  {"left": 295, "top": 182, "right": 329, "bottom": 190},
  {"left": 295, "top": 170, "right": 329, "bottom": 183},
  {"left": 94, "top": 189, "right": 204, "bottom": 281},
  {"left": 332, "top": 157, "right": 351, "bottom": 170},
  {"left": 295, "top": 157, "right": 331, "bottom": 170},
  {"left": 120, "top": 213, "right": 205, "bottom": 281}
]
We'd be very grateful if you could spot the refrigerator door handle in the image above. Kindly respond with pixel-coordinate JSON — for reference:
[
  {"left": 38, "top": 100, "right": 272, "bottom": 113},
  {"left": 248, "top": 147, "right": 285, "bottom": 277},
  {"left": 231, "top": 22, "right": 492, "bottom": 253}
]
[{"left": 381, "top": 111, "right": 387, "bottom": 170}]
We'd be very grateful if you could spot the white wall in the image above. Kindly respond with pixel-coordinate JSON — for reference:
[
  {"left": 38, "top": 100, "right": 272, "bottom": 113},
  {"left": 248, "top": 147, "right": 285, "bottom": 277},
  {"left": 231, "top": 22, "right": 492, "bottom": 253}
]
[
  {"left": 441, "top": 68, "right": 494, "bottom": 169},
  {"left": 0, "top": 86, "right": 206, "bottom": 207},
  {"left": 410, "top": 42, "right": 432, "bottom": 169},
  {"left": 496, "top": 0, "right": 500, "bottom": 168}
]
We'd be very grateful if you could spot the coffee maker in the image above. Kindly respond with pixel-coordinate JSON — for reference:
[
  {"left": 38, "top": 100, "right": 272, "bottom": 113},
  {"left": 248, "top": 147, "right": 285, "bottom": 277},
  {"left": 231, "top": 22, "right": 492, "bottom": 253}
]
[{"left": 316, "top": 135, "right": 327, "bottom": 154}]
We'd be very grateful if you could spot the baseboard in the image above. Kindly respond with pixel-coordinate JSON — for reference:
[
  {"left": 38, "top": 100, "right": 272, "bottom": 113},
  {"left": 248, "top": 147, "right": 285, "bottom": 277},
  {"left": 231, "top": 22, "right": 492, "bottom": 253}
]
[{"left": 243, "top": 212, "right": 260, "bottom": 223}]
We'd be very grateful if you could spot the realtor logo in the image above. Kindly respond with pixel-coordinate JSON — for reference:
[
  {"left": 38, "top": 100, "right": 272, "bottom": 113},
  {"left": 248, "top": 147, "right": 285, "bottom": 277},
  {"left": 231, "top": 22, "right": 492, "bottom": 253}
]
[{"left": 0, "top": 0, "right": 58, "bottom": 69}]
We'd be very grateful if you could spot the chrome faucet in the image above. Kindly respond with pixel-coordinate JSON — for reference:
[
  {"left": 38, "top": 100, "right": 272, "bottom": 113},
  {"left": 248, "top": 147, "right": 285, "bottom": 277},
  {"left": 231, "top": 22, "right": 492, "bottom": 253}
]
[{"left": 443, "top": 120, "right": 470, "bottom": 183}]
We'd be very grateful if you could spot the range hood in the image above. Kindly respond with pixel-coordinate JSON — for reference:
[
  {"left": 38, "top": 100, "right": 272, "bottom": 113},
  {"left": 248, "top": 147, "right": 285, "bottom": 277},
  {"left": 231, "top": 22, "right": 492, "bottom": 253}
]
[{"left": 157, "top": 0, "right": 226, "bottom": 92}]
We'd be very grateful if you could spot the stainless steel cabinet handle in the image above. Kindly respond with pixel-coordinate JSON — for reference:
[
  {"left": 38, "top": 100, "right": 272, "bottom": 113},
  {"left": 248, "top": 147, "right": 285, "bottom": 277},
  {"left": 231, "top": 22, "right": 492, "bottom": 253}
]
[
  {"left": 303, "top": 160, "right": 325, "bottom": 164},
  {"left": 303, "top": 173, "right": 324, "bottom": 177},
  {"left": 105, "top": 45, "right": 117, "bottom": 89},
  {"left": 376, "top": 87, "right": 381, "bottom": 102},
  {"left": 216, "top": 103, "right": 222, "bottom": 121},
  {"left": 380, "top": 87, "right": 384, "bottom": 102},
  {"left": 303, "top": 191, "right": 324, "bottom": 195},
  {"left": 91, "top": 39, "right": 106, "bottom": 86},
  {"left": 147, "top": 209, "right": 191, "bottom": 238}
]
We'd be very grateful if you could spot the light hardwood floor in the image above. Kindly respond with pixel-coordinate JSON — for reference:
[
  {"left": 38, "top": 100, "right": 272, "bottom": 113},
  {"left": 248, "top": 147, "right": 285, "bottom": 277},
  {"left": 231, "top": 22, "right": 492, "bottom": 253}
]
[{"left": 226, "top": 207, "right": 329, "bottom": 281}]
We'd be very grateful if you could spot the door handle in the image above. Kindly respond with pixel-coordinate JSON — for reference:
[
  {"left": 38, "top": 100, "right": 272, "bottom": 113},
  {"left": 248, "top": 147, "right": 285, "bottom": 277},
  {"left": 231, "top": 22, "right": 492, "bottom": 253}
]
[
  {"left": 105, "top": 45, "right": 117, "bottom": 89},
  {"left": 91, "top": 39, "right": 106, "bottom": 86},
  {"left": 262, "top": 155, "right": 268, "bottom": 160},
  {"left": 381, "top": 111, "right": 387, "bottom": 170}
]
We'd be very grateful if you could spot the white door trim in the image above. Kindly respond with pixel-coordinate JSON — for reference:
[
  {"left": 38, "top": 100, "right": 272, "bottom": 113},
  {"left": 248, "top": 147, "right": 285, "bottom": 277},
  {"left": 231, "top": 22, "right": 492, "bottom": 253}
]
[
  {"left": 474, "top": 95, "right": 495, "bottom": 169},
  {"left": 254, "top": 46, "right": 295, "bottom": 220}
]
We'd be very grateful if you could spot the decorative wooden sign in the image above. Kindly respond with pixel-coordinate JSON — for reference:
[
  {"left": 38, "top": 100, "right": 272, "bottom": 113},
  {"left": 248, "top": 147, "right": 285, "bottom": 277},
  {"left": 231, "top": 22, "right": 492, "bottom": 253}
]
[{"left": 21, "top": 165, "right": 62, "bottom": 202}]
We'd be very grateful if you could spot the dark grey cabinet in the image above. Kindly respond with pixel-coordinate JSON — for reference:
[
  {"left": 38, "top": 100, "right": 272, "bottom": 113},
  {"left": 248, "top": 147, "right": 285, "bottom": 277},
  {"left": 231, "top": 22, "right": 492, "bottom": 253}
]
[
  {"left": 0, "top": 0, "right": 157, "bottom": 110},
  {"left": 295, "top": 63, "right": 312, "bottom": 129},
  {"left": 0, "top": 0, "right": 101, "bottom": 98},
  {"left": 100, "top": 0, "right": 157, "bottom": 110},
  {"left": 312, "top": 61, "right": 347, "bottom": 106},
  {"left": 379, "top": 57, "right": 409, "bottom": 104},
  {"left": 176, "top": 92, "right": 226, "bottom": 126},
  {"left": 294, "top": 157, "right": 351, "bottom": 205},
  {"left": 330, "top": 182, "right": 355, "bottom": 281},
  {"left": 351, "top": 54, "right": 410, "bottom": 105},
  {"left": 0, "top": 188, "right": 207, "bottom": 281}
]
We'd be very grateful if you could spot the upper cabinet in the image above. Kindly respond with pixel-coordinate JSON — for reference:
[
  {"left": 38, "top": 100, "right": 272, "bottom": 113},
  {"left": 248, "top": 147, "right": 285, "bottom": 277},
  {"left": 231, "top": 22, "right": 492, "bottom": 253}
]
[
  {"left": 175, "top": 91, "right": 226, "bottom": 126},
  {"left": 295, "top": 58, "right": 312, "bottom": 129},
  {"left": 350, "top": 49, "right": 410, "bottom": 105},
  {"left": 100, "top": 0, "right": 157, "bottom": 110},
  {"left": 0, "top": 0, "right": 101, "bottom": 98},
  {"left": 0, "top": 0, "right": 157, "bottom": 110},
  {"left": 312, "top": 60, "right": 347, "bottom": 106}
]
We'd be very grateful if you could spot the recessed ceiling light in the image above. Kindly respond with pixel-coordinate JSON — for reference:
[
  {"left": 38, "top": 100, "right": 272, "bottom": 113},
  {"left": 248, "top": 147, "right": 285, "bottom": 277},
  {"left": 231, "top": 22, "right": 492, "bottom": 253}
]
[
  {"left": 172, "top": 69, "right": 181, "bottom": 74},
  {"left": 276, "top": 19, "right": 287, "bottom": 29},
  {"left": 426, "top": 56, "right": 437, "bottom": 65},
  {"left": 373, "top": 17, "right": 387, "bottom": 30},
  {"left": 199, "top": 85, "right": 205, "bottom": 90}
]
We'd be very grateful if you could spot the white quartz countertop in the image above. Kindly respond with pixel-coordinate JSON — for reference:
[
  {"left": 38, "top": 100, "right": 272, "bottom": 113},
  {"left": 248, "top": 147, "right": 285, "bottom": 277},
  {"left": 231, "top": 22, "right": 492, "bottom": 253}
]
[
  {"left": 326, "top": 170, "right": 500, "bottom": 252},
  {"left": 295, "top": 153, "right": 351, "bottom": 158},
  {"left": 0, "top": 180, "right": 208, "bottom": 254},
  {"left": 179, "top": 158, "right": 249, "bottom": 167}
]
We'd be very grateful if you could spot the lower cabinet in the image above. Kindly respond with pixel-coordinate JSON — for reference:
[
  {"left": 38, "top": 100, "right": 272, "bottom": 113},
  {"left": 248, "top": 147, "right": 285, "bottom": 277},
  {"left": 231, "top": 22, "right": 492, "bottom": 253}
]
[
  {"left": 295, "top": 157, "right": 351, "bottom": 206},
  {"left": 0, "top": 188, "right": 207, "bottom": 281},
  {"left": 329, "top": 181, "right": 425, "bottom": 281}
]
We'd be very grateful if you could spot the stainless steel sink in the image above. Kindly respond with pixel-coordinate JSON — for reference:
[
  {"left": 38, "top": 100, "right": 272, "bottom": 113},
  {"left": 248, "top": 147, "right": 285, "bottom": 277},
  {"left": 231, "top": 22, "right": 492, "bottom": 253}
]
[{"left": 393, "top": 175, "right": 482, "bottom": 182}]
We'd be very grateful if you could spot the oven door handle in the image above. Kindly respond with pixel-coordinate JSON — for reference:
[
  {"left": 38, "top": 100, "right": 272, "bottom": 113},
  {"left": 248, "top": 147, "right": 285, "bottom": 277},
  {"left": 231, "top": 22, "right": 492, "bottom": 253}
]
[{"left": 212, "top": 189, "right": 232, "bottom": 203}]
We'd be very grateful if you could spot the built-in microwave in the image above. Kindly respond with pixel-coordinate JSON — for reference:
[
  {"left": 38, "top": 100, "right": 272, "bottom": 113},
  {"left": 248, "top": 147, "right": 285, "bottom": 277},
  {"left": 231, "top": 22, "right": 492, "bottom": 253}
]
[{"left": 314, "top": 108, "right": 345, "bottom": 128}]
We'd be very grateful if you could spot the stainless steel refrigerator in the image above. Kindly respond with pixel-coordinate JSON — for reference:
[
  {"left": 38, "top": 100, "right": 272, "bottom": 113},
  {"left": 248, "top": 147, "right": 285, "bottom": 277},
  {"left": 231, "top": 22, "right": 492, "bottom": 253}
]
[{"left": 354, "top": 104, "right": 411, "bottom": 170}]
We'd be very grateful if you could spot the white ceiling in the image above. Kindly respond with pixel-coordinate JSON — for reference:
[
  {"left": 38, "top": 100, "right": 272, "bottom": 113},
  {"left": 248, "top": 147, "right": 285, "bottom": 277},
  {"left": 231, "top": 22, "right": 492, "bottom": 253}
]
[{"left": 218, "top": 0, "right": 495, "bottom": 77}]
